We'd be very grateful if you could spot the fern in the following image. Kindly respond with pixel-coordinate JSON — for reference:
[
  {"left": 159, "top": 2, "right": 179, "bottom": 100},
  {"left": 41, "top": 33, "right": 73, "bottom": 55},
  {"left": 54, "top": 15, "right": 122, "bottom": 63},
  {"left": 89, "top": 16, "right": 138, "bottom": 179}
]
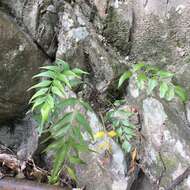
[
  {"left": 29, "top": 59, "right": 93, "bottom": 184},
  {"left": 118, "top": 62, "right": 188, "bottom": 102}
]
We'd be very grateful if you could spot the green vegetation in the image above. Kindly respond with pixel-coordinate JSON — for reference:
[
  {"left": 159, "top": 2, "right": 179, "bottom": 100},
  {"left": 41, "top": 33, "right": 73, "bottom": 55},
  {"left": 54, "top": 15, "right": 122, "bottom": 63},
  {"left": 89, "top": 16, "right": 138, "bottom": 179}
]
[
  {"left": 105, "top": 100, "right": 136, "bottom": 153},
  {"left": 29, "top": 59, "right": 188, "bottom": 184},
  {"left": 29, "top": 59, "right": 93, "bottom": 184},
  {"left": 118, "top": 62, "right": 188, "bottom": 102}
]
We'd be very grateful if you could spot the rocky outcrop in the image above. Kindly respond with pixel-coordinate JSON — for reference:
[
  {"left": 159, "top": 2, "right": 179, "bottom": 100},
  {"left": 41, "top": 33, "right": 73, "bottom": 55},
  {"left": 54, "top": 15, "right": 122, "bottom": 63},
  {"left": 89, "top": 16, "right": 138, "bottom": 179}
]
[
  {"left": 124, "top": 1, "right": 190, "bottom": 189},
  {"left": 0, "top": 11, "right": 46, "bottom": 123},
  {"left": 0, "top": 0, "right": 190, "bottom": 189}
]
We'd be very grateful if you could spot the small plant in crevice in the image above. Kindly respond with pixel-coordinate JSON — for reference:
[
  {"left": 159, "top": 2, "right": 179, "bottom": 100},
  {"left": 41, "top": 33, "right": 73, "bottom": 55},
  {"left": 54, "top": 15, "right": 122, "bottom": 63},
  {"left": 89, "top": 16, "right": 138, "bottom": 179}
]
[
  {"left": 118, "top": 62, "right": 188, "bottom": 102},
  {"left": 105, "top": 100, "right": 137, "bottom": 153},
  {"left": 28, "top": 59, "right": 93, "bottom": 184},
  {"left": 94, "top": 99, "right": 137, "bottom": 153}
]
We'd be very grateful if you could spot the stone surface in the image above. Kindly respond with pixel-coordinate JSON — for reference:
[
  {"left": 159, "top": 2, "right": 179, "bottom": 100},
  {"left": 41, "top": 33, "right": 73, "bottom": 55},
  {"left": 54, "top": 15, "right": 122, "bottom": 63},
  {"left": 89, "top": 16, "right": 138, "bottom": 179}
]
[
  {"left": 133, "top": 97, "right": 190, "bottom": 189},
  {"left": 0, "top": 11, "right": 46, "bottom": 123},
  {"left": 0, "top": 0, "right": 59, "bottom": 57},
  {"left": 0, "top": 115, "right": 38, "bottom": 160},
  {"left": 56, "top": 2, "right": 126, "bottom": 92},
  {"left": 76, "top": 111, "right": 131, "bottom": 190},
  {"left": 103, "top": 3, "right": 133, "bottom": 55},
  {"left": 1, "top": 0, "right": 190, "bottom": 189}
]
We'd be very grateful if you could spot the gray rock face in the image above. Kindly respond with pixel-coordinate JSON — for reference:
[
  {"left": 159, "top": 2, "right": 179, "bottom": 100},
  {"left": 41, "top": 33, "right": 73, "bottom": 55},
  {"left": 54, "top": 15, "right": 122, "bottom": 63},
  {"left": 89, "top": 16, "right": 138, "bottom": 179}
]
[
  {"left": 76, "top": 111, "right": 130, "bottom": 190},
  {"left": 0, "top": 11, "right": 46, "bottom": 122},
  {"left": 1, "top": 0, "right": 58, "bottom": 57},
  {"left": 141, "top": 98, "right": 190, "bottom": 189},
  {"left": 0, "top": 115, "right": 38, "bottom": 159},
  {"left": 1, "top": 0, "right": 190, "bottom": 189},
  {"left": 56, "top": 2, "right": 125, "bottom": 92}
]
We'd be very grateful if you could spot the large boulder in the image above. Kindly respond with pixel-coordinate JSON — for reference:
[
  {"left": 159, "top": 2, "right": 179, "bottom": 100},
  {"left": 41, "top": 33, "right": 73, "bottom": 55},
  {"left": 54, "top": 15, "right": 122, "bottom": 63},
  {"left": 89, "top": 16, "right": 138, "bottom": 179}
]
[
  {"left": 0, "top": 11, "right": 46, "bottom": 123},
  {"left": 113, "top": 0, "right": 190, "bottom": 189},
  {"left": 0, "top": 0, "right": 58, "bottom": 57},
  {"left": 56, "top": 1, "right": 127, "bottom": 93}
]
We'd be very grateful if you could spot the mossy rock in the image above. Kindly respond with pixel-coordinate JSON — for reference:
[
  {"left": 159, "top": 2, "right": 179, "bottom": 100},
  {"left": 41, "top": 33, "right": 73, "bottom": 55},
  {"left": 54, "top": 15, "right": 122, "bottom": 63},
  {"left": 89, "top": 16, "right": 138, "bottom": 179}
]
[{"left": 103, "top": 7, "right": 131, "bottom": 55}]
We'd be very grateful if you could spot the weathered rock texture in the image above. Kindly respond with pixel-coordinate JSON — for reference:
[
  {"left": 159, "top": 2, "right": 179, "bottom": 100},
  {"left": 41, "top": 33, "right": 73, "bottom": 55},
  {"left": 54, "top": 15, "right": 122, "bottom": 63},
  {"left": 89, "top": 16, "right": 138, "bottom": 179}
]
[
  {"left": 0, "top": 10, "right": 46, "bottom": 123},
  {"left": 0, "top": 0, "right": 190, "bottom": 189}
]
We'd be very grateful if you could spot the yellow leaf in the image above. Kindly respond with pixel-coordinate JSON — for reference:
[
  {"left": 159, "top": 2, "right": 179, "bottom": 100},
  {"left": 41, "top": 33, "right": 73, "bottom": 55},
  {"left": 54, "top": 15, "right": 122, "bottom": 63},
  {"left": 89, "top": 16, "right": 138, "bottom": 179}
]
[
  {"left": 98, "top": 141, "right": 110, "bottom": 150},
  {"left": 108, "top": 130, "right": 117, "bottom": 138},
  {"left": 131, "top": 148, "right": 137, "bottom": 162},
  {"left": 94, "top": 131, "right": 105, "bottom": 139}
]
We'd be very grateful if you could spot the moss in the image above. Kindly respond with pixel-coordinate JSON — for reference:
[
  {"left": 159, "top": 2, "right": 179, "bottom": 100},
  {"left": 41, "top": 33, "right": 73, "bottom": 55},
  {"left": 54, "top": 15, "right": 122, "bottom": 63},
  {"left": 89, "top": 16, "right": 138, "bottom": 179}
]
[
  {"left": 154, "top": 154, "right": 178, "bottom": 187},
  {"left": 103, "top": 7, "right": 130, "bottom": 55}
]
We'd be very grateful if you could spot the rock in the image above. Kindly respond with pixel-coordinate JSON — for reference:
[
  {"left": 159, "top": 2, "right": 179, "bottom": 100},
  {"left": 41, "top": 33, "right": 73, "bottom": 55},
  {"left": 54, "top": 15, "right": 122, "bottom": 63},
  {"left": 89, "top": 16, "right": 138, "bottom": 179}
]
[
  {"left": 1, "top": 0, "right": 58, "bottom": 57},
  {"left": 76, "top": 111, "right": 132, "bottom": 190},
  {"left": 141, "top": 98, "right": 190, "bottom": 189},
  {"left": 43, "top": 89, "right": 131, "bottom": 190},
  {"left": 0, "top": 11, "right": 46, "bottom": 122},
  {"left": 103, "top": 4, "right": 133, "bottom": 55},
  {"left": 56, "top": 2, "right": 126, "bottom": 92},
  {"left": 22, "top": 0, "right": 58, "bottom": 57},
  {"left": 0, "top": 115, "right": 38, "bottom": 160},
  {"left": 130, "top": 172, "right": 154, "bottom": 190}
]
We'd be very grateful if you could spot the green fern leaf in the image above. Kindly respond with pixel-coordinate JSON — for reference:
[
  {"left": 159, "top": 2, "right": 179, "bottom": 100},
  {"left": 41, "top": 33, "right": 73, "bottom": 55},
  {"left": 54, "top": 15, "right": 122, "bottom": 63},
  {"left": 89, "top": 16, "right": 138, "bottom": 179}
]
[
  {"left": 29, "top": 88, "right": 48, "bottom": 103},
  {"left": 175, "top": 85, "right": 188, "bottom": 102},
  {"left": 33, "top": 71, "right": 56, "bottom": 79},
  {"left": 51, "top": 86, "right": 65, "bottom": 97},
  {"left": 28, "top": 80, "right": 52, "bottom": 91},
  {"left": 76, "top": 112, "right": 93, "bottom": 139},
  {"left": 118, "top": 71, "right": 132, "bottom": 88}
]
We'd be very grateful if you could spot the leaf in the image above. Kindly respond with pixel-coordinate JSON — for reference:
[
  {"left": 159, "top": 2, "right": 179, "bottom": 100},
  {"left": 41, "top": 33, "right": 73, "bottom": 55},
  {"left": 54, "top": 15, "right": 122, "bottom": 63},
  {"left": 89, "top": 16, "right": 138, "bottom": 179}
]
[
  {"left": 33, "top": 71, "right": 56, "bottom": 79},
  {"left": 118, "top": 71, "right": 132, "bottom": 88},
  {"left": 57, "top": 74, "right": 71, "bottom": 88},
  {"left": 147, "top": 79, "right": 158, "bottom": 95},
  {"left": 72, "top": 68, "right": 89, "bottom": 75},
  {"left": 72, "top": 143, "right": 89, "bottom": 152},
  {"left": 69, "top": 79, "right": 82, "bottom": 87},
  {"left": 53, "top": 112, "right": 72, "bottom": 131},
  {"left": 56, "top": 58, "right": 70, "bottom": 70},
  {"left": 31, "top": 97, "right": 46, "bottom": 111},
  {"left": 41, "top": 102, "right": 51, "bottom": 124},
  {"left": 72, "top": 126, "right": 85, "bottom": 143},
  {"left": 28, "top": 80, "right": 52, "bottom": 90},
  {"left": 131, "top": 148, "right": 137, "bottom": 162},
  {"left": 123, "top": 128, "right": 135, "bottom": 136},
  {"left": 116, "top": 128, "right": 123, "bottom": 136},
  {"left": 79, "top": 100, "right": 93, "bottom": 111},
  {"left": 122, "top": 140, "right": 132, "bottom": 153},
  {"left": 108, "top": 130, "right": 117, "bottom": 138},
  {"left": 137, "top": 73, "right": 147, "bottom": 90},
  {"left": 40, "top": 65, "right": 59, "bottom": 72},
  {"left": 132, "top": 63, "right": 145, "bottom": 72},
  {"left": 76, "top": 112, "right": 93, "bottom": 139},
  {"left": 63, "top": 70, "right": 81, "bottom": 79},
  {"left": 51, "top": 144, "right": 69, "bottom": 179},
  {"left": 113, "top": 99, "right": 126, "bottom": 107},
  {"left": 52, "top": 124, "right": 71, "bottom": 138},
  {"left": 60, "top": 98, "right": 79, "bottom": 109},
  {"left": 159, "top": 82, "right": 168, "bottom": 98},
  {"left": 175, "top": 85, "right": 188, "bottom": 102},
  {"left": 69, "top": 156, "right": 85, "bottom": 165},
  {"left": 29, "top": 88, "right": 48, "bottom": 103},
  {"left": 53, "top": 80, "right": 65, "bottom": 94},
  {"left": 51, "top": 86, "right": 64, "bottom": 97},
  {"left": 121, "top": 119, "right": 130, "bottom": 127},
  {"left": 66, "top": 167, "right": 77, "bottom": 181},
  {"left": 146, "top": 65, "right": 159, "bottom": 73},
  {"left": 94, "top": 131, "right": 105, "bottom": 139},
  {"left": 47, "top": 95, "right": 54, "bottom": 109},
  {"left": 165, "top": 85, "right": 175, "bottom": 101},
  {"left": 158, "top": 70, "right": 174, "bottom": 78}
]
